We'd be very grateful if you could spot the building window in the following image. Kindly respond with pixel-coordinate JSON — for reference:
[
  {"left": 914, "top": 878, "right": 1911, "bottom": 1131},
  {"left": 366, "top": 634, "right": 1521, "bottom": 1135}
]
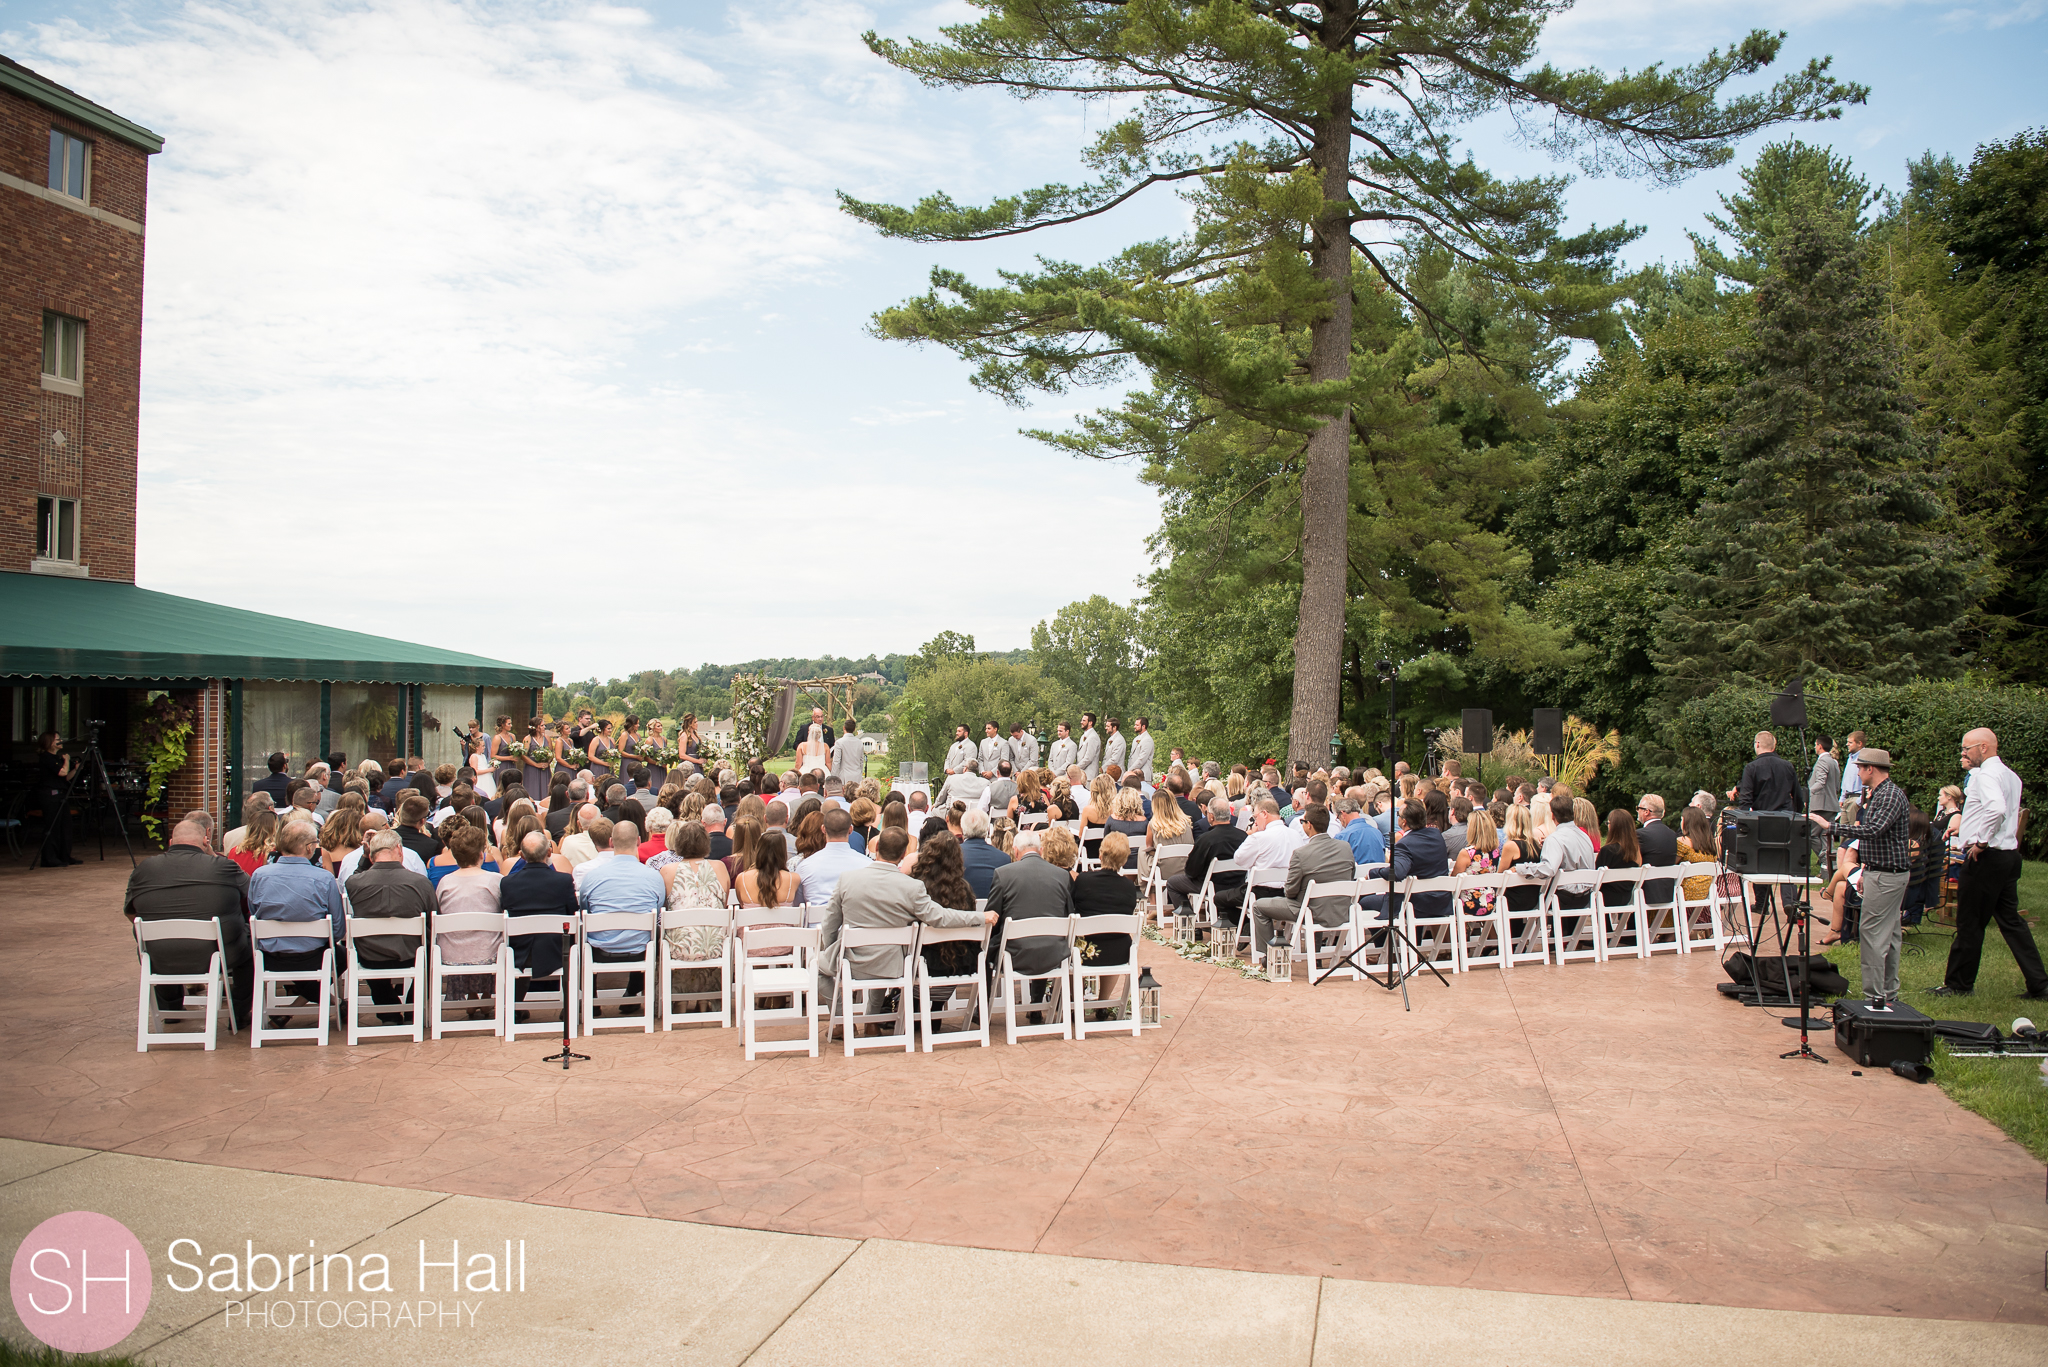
[
  {"left": 37, "top": 497, "right": 79, "bottom": 562},
  {"left": 42, "top": 313, "right": 85, "bottom": 385},
  {"left": 47, "top": 129, "right": 89, "bottom": 199}
]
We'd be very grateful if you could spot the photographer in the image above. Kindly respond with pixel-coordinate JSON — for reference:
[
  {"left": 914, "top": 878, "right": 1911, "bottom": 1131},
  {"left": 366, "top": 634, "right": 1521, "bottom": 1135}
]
[
  {"left": 1841, "top": 749, "right": 1910, "bottom": 1005},
  {"left": 34, "top": 730, "right": 79, "bottom": 867}
]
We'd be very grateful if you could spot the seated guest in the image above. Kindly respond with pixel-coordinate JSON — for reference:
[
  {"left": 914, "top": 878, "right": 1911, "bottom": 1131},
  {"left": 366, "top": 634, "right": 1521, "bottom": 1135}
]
[
  {"left": 577, "top": 822, "right": 663, "bottom": 1014},
  {"left": 797, "top": 808, "right": 868, "bottom": 906},
  {"left": 1526, "top": 793, "right": 1596, "bottom": 908},
  {"left": 222, "top": 792, "right": 274, "bottom": 853},
  {"left": 910, "top": 831, "right": 980, "bottom": 986},
  {"left": 1103, "top": 791, "right": 1149, "bottom": 870},
  {"left": 337, "top": 810, "right": 428, "bottom": 882},
  {"left": 1444, "top": 797, "right": 1471, "bottom": 858},
  {"left": 984, "top": 761, "right": 1018, "bottom": 818},
  {"left": 1248, "top": 806, "right": 1356, "bottom": 959},
  {"left": 546, "top": 780, "right": 586, "bottom": 839},
  {"left": 426, "top": 808, "right": 498, "bottom": 885},
  {"left": 123, "top": 817, "right": 253, "bottom": 1024},
  {"left": 1595, "top": 809, "right": 1643, "bottom": 908},
  {"left": 640, "top": 806, "right": 675, "bottom": 863},
  {"left": 987, "top": 826, "right": 1078, "bottom": 1002},
  {"left": 1360, "top": 799, "right": 1451, "bottom": 926},
  {"left": 703, "top": 804, "right": 732, "bottom": 860},
  {"left": 559, "top": 805, "right": 605, "bottom": 867},
  {"left": 344, "top": 830, "right": 433, "bottom": 1023},
  {"left": 1635, "top": 794, "right": 1678, "bottom": 906},
  {"left": 819, "top": 827, "right": 995, "bottom": 1009},
  {"left": 434, "top": 822, "right": 503, "bottom": 1012},
  {"left": 935, "top": 760, "right": 990, "bottom": 813},
  {"left": 319, "top": 806, "right": 365, "bottom": 878},
  {"left": 394, "top": 793, "right": 442, "bottom": 866},
  {"left": 957, "top": 808, "right": 1011, "bottom": 899},
  {"left": 1071, "top": 830, "right": 1141, "bottom": 1007},
  {"left": 1168, "top": 797, "right": 1247, "bottom": 914},
  {"left": 228, "top": 804, "right": 278, "bottom": 876},
  {"left": 1675, "top": 806, "right": 1719, "bottom": 905},
  {"left": 248, "top": 821, "right": 343, "bottom": 1015},
  {"left": 1331, "top": 796, "right": 1385, "bottom": 865},
  {"left": 1235, "top": 797, "right": 1306, "bottom": 883},
  {"left": 501, "top": 830, "right": 576, "bottom": 1008},
  {"left": 252, "top": 751, "right": 294, "bottom": 806}
]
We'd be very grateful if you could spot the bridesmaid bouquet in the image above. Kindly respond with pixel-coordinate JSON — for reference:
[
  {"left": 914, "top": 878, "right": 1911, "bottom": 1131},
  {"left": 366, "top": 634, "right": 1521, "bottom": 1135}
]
[
  {"left": 501, "top": 741, "right": 528, "bottom": 762},
  {"left": 565, "top": 748, "right": 590, "bottom": 767}
]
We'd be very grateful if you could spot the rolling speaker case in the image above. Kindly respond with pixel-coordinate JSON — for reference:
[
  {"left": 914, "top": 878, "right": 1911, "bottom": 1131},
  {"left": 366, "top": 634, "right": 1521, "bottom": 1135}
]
[{"left": 1833, "top": 1001, "right": 1935, "bottom": 1067}]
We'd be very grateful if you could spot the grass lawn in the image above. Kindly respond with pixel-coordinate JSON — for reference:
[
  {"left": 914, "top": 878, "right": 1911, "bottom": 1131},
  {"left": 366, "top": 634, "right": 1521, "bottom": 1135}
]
[{"left": 1819, "top": 858, "right": 2048, "bottom": 1161}]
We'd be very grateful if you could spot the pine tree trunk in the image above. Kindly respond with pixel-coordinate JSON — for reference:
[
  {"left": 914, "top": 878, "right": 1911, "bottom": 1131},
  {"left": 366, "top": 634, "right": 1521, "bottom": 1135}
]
[{"left": 1287, "top": 70, "right": 1354, "bottom": 768}]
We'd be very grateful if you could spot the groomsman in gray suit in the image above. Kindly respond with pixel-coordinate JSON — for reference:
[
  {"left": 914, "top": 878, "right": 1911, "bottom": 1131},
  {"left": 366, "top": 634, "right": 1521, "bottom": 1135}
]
[
  {"left": 1128, "top": 718, "right": 1155, "bottom": 781},
  {"left": 1006, "top": 722, "right": 1039, "bottom": 773},
  {"left": 1103, "top": 718, "right": 1127, "bottom": 774},
  {"left": 944, "top": 726, "right": 977, "bottom": 775},
  {"left": 1076, "top": 713, "right": 1103, "bottom": 780},
  {"left": 1047, "top": 721, "right": 1078, "bottom": 776},
  {"left": 978, "top": 722, "right": 1005, "bottom": 773}
]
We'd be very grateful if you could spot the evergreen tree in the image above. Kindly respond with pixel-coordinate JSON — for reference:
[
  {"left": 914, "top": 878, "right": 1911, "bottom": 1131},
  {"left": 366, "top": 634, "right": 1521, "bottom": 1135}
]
[
  {"left": 842, "top": 1, "right": 1861, "bottom": 764},
  {"left": 1655, "top": 194, "right": 1980, "bottom": 702}
]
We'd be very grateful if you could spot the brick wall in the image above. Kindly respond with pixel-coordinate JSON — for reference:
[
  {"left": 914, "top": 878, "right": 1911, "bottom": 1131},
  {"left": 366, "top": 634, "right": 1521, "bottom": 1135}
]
[
  {"left": 162, "top": 682, "right": 226, "bottom": 834},
  {"left": 1, "top": 80, "right": 152, "bottom": 583}
]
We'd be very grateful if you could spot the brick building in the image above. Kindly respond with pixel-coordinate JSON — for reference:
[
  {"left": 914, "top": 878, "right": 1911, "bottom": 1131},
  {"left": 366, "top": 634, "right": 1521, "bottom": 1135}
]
[{"left": 0, "top": 57, "right": 547, "bottom": 854}]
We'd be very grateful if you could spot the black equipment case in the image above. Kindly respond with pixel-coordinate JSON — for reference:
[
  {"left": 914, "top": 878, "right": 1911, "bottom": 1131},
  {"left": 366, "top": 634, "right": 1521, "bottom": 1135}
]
[{"left": 1833, "top": 1001, "right": 1935, "bottom": 1067}]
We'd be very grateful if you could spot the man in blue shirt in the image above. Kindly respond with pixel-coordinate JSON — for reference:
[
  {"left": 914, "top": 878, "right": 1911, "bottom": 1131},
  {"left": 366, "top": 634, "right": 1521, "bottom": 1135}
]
[
  {"left": 798, "top": 808, "right": 870, "bottom": 906},
  {"left": 1332, "top": 797, "right": 1386, "bottom": 865},
  {"left": 577, "top": 821, "right": 664, "bottom": 1015},
  {"left": 247, "top": 820, "right": 344, "bottom": 1012}
]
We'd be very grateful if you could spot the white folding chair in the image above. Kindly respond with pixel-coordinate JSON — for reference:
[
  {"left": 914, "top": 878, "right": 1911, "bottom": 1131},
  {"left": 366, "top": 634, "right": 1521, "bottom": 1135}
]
[
  {"left": 1501, "top": 872, "right": 1552, "bottom": 966},
  {"left": 1227, "top": 865, "right": 1290, "bottom": 957},
  {"left": 659, "top": 906, "right": 733, "bottom": 1029},
  {"left": 998, "top": 915, "right": 1074, "bottom": 1044},
  {"left": 1400, "top": 875, "right": 1462, "bottom": 974},
  {"left": 580, "top": 911, "right": 659, "bottom": 1034},
  {"left": 343, "top": 914, "right": 427, "bottom": 1044},
  {"left": 250, "top": 918, "right": 333, "bottom": 1048},
  {"left": 1076, "top": 826, "right": 1106, "bottom": 871},
  {"left": 134, "top": 919, "right": 235, "bottom": 1051},
  {"left": 1596, "top": 867, "right": 1649, "bottom": 961},
  {"left": 740, "top": 925, "right": 821, "bottom": 1059},
  {"left": 1282, "top": 881, "right": 1363, "bottom": 982},
  {"left": 1194, "top": 855, "right": 1241, "bottom": 947},
  {"left": 1341, "top": 872, "right": 1401, "bottom": 979},
  {"left": 1143, "top": 842, "right": 1193, "bottom": 926},
  {"left": 429, "top": 911, "right": 505, "bottom": 1039},
  {"left": 503, "top": 913, "right": 579, "bottom": 1043},
  {"left": 1071, "top": 913, "right": 1143, "bottom": 1038},
  {"left": 1678, "top": 872, "right": 1730, "bottom": 954},
  {"left": 1544, "top": 870, "right": 1603, "bottom": 964},
  {"left": 829, "top": 925, "right": 917, "bottom": 1055},
  {"left": 1639, "top": 865, "right": 1685, "bottom": 955},
  {"left": 915, "top": 923, "right": 990, "bottom": 1050},
  {"left": 1017, "top": 812, "right": 1049, "bottom": 831},
  {"left": 1455, "top": 871, "right": 1513, "bottom": 971}
]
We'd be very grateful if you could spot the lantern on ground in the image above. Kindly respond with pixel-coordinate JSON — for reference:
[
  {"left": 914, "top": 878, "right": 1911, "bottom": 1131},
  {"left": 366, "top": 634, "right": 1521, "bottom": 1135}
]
[
  {"left": 1137, "top": 966, "right": 1162, "bottom": 1028},
  {"left": 1265, "top": 935, "right": 1292, "bottom": 983},
  {"left": 1173, "top": 911, "right": 1194, "bottom": 942}
]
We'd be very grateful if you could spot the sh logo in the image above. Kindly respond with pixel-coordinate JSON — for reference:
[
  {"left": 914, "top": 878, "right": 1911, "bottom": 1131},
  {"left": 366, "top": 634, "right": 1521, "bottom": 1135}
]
[{"left": 10, "top": 1212, "right": 151, "bottom": 1351}]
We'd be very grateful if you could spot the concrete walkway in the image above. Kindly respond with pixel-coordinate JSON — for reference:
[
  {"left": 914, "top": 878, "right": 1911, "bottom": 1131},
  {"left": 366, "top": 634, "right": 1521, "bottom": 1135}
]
[{"left": 3, "top": 1139, "right": 2042, "bottom": 1366}]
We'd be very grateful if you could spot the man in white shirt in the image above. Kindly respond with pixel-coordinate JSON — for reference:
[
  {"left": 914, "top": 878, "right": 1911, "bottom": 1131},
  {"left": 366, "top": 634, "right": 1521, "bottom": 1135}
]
[
  {"left": 1235, "top": 799, "right": 1305, "bottom": 886},
  {"left": 1838, "top": 729, "right": 1867, "bottom": 808},
  {"left": 943, "top": 726, "right": 977, "bottom": 775},
  {"left": 796, "top": 808, "right": 869, "bottom": 907},
  {"left": 1935, "top": 727, "right": 2045, "bottom": 999}
]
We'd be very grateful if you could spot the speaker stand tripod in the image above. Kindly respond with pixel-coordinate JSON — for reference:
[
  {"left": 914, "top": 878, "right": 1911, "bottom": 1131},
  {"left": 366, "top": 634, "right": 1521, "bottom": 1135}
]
[
  {"left": 540, "top": 923, "right": 589, "bottom": 1070},
  {"left": 33, "top": 724, "right": 137, "bottom": 872},
  {"left": 1317, "top": 899, "right": 1452, "bottom": 1010}
]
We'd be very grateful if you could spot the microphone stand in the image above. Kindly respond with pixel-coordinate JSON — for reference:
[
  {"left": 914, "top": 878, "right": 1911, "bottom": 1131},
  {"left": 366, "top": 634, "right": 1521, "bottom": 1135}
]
[
  {"left": 541, "top": 921, "right": 588, "bottom": 1070},
  {"left": 1779, "top": 720, "right": 1826, "bottom": 1063}
]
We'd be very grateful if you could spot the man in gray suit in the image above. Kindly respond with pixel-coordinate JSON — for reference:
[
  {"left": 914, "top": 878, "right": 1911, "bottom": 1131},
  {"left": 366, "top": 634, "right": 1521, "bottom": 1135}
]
[
  {"left": 935, "top": 761, "right": 990, "bottom": 812},
  {"left": 1076, "top": 713, "right": 1103, "bottom": 780},
  {"left": 1807, "top": 735, "right": 1840, "bottom": 856},
  {"left": 943, "top": 726, "right": 977, "bottom": 775},
  {"left": 1006, "top": 723, "right": 1039, "bottom": 774},
  {"left": 1247, "top": 806, "right": 1357, "bottom": 961},
  {"left": 830, "top": 725, "right": 867, "bottom": 787},
  {"left": 818, "top": 828, "right": 994, "bottom": 1007},
  {"left": 1128, "top": 718, "right": 1155, "bottom": 781},
  {"left": 1103, "top": 718, "right": 1127, "bottom": 774},
  {"left": 1047, "top": 721, "right": 1077, "bottom": 776},
  {"left": 978, "top": 722, "right": 1006, "bottom": 773},
  {"left": 984, "top": 761, "right": 1018, "bottom": 817},
  {"left": 986, "top": 827, "right": 1077, "bottom": 988}
]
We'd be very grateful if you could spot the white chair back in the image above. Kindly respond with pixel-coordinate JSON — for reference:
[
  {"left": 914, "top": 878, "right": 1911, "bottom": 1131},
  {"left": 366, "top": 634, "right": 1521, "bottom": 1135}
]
[
  {"left": 134, "top": 918, "right": 234, "bottom": 1051},
  {"left": 999, "top": 915, "right": 1076, "bottom": 1045},
  {"left": 658, "top": 904, "right": 734, "bottom": 1030},
  {"left": 580, "top": 910, "right": 659, "bottom": 1035},
  {"left": 343, "top": 914, "right": 427, "bottom": 1045},
  {"left": 740, "top": 925, "right": 822, "bottom": 1060},
  {"left": 429, "top": 910, "right": 505, "bottom": 1039},
  {"left": 915, "top": 923, "right": 991, "bottom": 1051},
  {"left": 1071, "top": 912, "right": 1143, "bottom": 1039},
  {"left": 831, "top": 924, "right": 918, "bottom": 1055},
  {"left": 503, "top": 913, "right": 579, "bottom": 1043},
  {"left": 250, "top": 917, "right": 334, "bottom": 1049}
]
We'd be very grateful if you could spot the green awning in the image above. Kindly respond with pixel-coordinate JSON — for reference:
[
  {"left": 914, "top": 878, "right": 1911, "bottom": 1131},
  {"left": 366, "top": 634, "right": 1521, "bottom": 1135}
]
[{"left": 0, "top": 572, "right": 551, "bottom": 688}]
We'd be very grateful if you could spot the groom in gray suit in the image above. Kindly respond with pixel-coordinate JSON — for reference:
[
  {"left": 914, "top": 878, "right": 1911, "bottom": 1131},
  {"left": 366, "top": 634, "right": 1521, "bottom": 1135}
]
[{"left": 829, "top": 725, "right": 867, "bottom": 787}]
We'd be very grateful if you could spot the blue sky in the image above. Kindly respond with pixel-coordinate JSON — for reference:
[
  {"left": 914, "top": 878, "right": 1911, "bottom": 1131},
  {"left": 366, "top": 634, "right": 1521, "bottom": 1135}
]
[{"left": 3, "top": 0, "right": 2042, "bottom": 686}]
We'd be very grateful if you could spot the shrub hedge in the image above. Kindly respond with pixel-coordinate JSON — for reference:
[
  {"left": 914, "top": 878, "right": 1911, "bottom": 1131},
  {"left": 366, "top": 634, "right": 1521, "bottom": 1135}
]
[{"left": 1669, "top": 680, "right": 2048, "bottom": 855}]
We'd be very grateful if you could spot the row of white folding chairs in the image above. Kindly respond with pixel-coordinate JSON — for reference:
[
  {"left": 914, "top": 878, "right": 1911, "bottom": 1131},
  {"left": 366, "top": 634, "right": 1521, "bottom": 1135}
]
[{"left": 734, "top": 911, "right": 1147, "bottom": 1060}]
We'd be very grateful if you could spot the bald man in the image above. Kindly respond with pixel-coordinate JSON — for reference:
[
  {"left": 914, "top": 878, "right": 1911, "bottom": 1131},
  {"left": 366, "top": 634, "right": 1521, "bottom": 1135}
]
[
  {"left": 124, "top": 818, "right": 254, "bottom": 1022},
  {"left": 1934, "top": 728, "right": 2046, "bottom": 999}
]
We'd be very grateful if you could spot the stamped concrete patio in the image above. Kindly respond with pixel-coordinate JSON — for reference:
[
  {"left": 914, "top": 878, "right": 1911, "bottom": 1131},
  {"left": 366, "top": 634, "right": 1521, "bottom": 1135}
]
[{"left": 4, "top": 860, "right": 2044, "bottom": 1326}]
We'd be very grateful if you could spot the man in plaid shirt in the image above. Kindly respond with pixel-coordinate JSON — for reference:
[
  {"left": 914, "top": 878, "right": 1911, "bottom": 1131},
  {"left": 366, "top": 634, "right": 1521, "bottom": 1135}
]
[{"left": 1850, "top": 749, "right": 1912, "bottom": 1003}]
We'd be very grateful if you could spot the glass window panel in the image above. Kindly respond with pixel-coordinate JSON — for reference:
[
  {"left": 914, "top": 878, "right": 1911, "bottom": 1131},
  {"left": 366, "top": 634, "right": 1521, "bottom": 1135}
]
[
  {"left": 42, "top": 314, "right": 57, "bottom": 374},
  {"left": 239, "top": 682, "right": 321, "bottom": 792},
  {"left": 328, "top": 683, "right": 404, "bottom": 777},
  {"left": 65, "top": 318, "right": 82, "bottom": 380},
  {"left": 68, "top": 141, "right": 85, "bottom": 198},
  {"left": 47, "top": 129, "right": 63, "bottom": 190},
  {"left": 56, "top": 500, "right": 76, "bottom": 560},
  {"left": 421, "top": 685, "right": 481, "bottom": 771}
]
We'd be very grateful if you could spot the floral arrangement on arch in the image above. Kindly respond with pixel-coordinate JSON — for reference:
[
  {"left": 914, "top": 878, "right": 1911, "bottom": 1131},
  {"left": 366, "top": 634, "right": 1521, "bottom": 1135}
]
[{"left": 728, "top": 674, "right": 780, "bottom": 765}]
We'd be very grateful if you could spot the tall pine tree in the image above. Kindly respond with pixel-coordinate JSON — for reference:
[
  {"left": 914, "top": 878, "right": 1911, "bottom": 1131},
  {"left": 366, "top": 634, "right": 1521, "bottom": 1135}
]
[{"left": 1656, "top": 193, "right": 1980, "bottom": 701}]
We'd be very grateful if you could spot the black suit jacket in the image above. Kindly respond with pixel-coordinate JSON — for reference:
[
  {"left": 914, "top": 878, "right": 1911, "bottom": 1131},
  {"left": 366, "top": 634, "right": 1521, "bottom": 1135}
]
[
  {"left": 252, "top": 772, "right": 294, "bottom": 804},
  {"left": 985, "top": 854, "right": 1075, "bottom": 975},
  {"left": 1636, "top": 819, "right": 1678, "bottom": 905},
  {"left": 123, "top": 845, "right": 250, "bottom": 973},
  {"left": 499, "top": 861, "right": 577, "bottom": 977},
  {"left": 1736, "top": 753, "right": 1801, "bottom": 814},
  {"left": 1185, "top": 823, "right": 1247, "bottom": 892},
  {"left": 1175, "top": 795, "right": 1211, "bottom": 836}
]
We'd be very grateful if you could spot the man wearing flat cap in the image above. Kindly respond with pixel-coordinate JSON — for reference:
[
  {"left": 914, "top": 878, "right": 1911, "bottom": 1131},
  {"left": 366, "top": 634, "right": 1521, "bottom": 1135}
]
[{"left": 1848, "top": 748, "right": 1912, "bottom": 1004}]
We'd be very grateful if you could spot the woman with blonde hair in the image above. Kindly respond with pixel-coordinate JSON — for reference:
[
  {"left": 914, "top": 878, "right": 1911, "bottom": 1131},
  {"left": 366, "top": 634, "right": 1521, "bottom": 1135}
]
[
  {"left": 1080, "top": 775, "right": 1117, "bottom": 862},
  {"left": 1500, "top": 803, "right": 1543, "bottom": 929},
  {"left": 1013, "top": 769, "right": 1046, "bottom": 823},
  {"left": 229, "top": 803, "right": 278, "bottom": 876},
  {"left": 1147, "top": 788, "right": 1190, "bottom": 850},
  {"left": 847, "top": 797, "right": 878, "bottom": 853},
  {"left": 1573, "top": 796, "right": 1601, "bottom": 853},
  {"left": 317, "top": 805, "right": 363, "bottom": 877}
]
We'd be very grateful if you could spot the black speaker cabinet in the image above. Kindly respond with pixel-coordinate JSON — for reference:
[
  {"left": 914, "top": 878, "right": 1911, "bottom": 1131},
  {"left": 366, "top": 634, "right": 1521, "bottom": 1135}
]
[
  {"left": 1461, "top": 709, "right": 1493, "bottom": 755},
  {"left": 1532, "top": 708, "right": 1564, "bottom": 755},
  {"left": 1726, "top": 807, "right": 1798, "bottom": 875}
]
